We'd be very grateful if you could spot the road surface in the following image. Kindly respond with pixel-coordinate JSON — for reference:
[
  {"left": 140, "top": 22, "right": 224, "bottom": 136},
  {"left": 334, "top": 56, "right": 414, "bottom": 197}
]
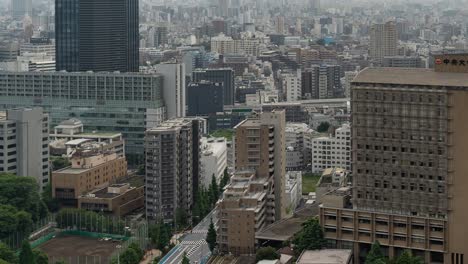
[{"left": 159, "top": 210, "right": 217, "bottom": 264}]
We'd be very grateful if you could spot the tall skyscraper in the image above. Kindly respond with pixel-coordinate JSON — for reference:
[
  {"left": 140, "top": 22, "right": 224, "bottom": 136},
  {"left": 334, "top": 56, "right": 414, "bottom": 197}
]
[
  {"left": 319, "top": 53, "right": 468, "bottom": 263},
  {"left": 275, "top": 16, "right": 285, "bottom": 35},
  {"left": 193, "top": 68, "right": 235, "bottom": 105},
  {"left": 11, "top": 0, "right": 32, "bottom": 20},
  {"left": 55, "top": 0, "right": 139, "bottom": 72},
  {"left": 369, "top": 22, "right": 397, "bottom": 64},
  {"left": 0, "top": 108, "right": 49, "bottom": 190},
  {"left": 145, "top": 118, "right": 203, "bottom": 223}
]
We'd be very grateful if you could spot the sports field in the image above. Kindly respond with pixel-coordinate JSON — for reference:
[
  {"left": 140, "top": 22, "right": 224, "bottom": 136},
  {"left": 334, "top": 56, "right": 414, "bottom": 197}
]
[{"left": 39, "top": 235, "right": 122, "bottom": 264}]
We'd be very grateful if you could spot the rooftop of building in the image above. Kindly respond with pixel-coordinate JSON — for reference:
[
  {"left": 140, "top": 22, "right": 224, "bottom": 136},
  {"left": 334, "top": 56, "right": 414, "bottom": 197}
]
[
  {"left": 201, "top": 137, "right": 227, "bottom": 156},
  {"left": 353, "top": 67, "right": 468, "bottom": 87},
  {"left": 296, "top": 249, "right": 352, "bottom": 264}
]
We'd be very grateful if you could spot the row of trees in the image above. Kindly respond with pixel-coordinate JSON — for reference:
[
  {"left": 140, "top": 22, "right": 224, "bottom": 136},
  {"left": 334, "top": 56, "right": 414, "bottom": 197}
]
[
  {"left": 366, "top": 241, "right": 424, "bottom": 264},
  {"left": 148, "top": 221, "right": 172, "bottom": 251},
  {"left": 193, "top": 171, "right": 230, "bottom": 226},
  {"left": 0, "top": 240, "right": 65, "bottom": 264}
]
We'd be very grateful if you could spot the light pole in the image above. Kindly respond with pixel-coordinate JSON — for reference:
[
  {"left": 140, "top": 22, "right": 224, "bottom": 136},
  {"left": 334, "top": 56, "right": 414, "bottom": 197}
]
[{"left": 116, "top": 245, "right": 122, "bottom": 264}]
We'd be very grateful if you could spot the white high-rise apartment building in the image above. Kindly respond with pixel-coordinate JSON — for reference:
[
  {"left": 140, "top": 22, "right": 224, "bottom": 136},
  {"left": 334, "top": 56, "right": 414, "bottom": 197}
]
[
  {"left": 0, "top": 108, "right": 49, "bottom": 190},
  {"left": 369, "top": 21, "right": 397, "bottom": 63},
  {"left": 155, "top": 63, "right": 186, "bottom": 119},
  {"left": 284, "top": 70, "right": 302, "bottom": 102},
  {"left": 311, "top": 123, "right": 351, "bottom": 173}
]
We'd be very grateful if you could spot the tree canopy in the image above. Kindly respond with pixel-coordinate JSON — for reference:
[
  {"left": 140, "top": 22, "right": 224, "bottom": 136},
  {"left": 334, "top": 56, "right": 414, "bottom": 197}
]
[
  {"left": 149, "top": 221, "right": 172, "bottom": 251},
  {"left": 256, "top": 247, "right": 279, "bottom": 262},
  {"left": 0, "top": 242, "right": 17, "bottom": 263},
  {"left": 292, "top": 218, "right": 325, "bottom": 256},
  {"left": 19, "top": 241, "right": 35, "bottom": 264},
  {"left": 316, "top": 122, "right": 330, "bottom": 133},
  {"left": 206, "top": 218, "right": 217, "bottom": 252},
  {"left": 365, "top": 241, "right": 385, "bottom": 264}
]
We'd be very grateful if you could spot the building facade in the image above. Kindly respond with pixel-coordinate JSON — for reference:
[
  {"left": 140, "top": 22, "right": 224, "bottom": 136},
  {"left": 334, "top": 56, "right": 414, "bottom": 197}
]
[
  {"left": 187, "top": 81, "right": 224, "bottom": 116},
  {"left": 320, "top": 62, "right": 468, "bottom": 263},
  {"left": 234, "top": 110, "right": 286, "bottom": 222},
  {"left": 55, "top": 0, "right": 139, "bottom": 72},
  {"left": 311, "top": 123, "right": 351, "bottom": 173},
  {"left": 0, "top": 71, "right": 165, "bottom": 161},
  {"left": 11, "top": 0, "right": 32, "bottom": 20},
  {"left": 52, "top": 146, "right": 128, "bottom": 205},
  {"left": 369, "top": 22, "right": 398, "bottom": 64},
  {"left": 193, "top": 68, "right": 235, "bottom": 105},
  {"left": 155, "top": 63, "right": 186, "bottom": 119},
  {"left": 302, "top": 65, "right": 343, "bottom": 99},
  {"left": 0, "top": 108, "right": 49, "bottom": 190},
  {"left": 200, "top": 137, "right": 227, "bottom": 189},
  {"left": 145, "top": 118, "right": 203, "bottom": 223}
]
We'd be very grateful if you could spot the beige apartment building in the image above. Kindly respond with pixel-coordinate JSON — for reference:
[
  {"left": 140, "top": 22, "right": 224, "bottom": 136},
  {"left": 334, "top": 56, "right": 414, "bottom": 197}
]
[
  {"left": 320, "top": 54, "right": 468, "bottom": 264},
  {"left": 52, "top": 146, "right": 127, "bottom": 205},
  {"left": 217, "top": 170, "right": 271, "bottom": 255},
  {"left": 217, "top": 110, "right": 286, "bottom": 255}
]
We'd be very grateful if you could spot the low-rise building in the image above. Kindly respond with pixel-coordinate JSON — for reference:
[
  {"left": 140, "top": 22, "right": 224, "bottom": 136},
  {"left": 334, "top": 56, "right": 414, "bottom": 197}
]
[
  {"left": 200, "top": 137, "right": 227, "bottom": 188},
  {"left": 311, "top": 123, "right": 351, "bottom": 173},
  {"left": 78, "top": 183, "right": 144, "bottom": 217},
  {"left": 285, "top": 123, "right": 316, "bottom": 171},
  {"left": 316, "top": 168, "right": 350, "bottom": 204},
  {"left": 216, "top": 170, "right": 272, "bottom": 255},
  {"left": 296, "top": 249, "right": 352, "bottom": 264},
  {"left": 50, "top": 118, "right": 124, "bottom": 157},
  {"left": 52, "top": 144, "right": 127, "bottom": 206}
]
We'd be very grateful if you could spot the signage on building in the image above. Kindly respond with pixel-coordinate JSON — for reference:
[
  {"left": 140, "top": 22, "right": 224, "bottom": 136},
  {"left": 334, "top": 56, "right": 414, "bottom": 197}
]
[{"left": 434, "top": 54, "right": 468, "bottom": 73}]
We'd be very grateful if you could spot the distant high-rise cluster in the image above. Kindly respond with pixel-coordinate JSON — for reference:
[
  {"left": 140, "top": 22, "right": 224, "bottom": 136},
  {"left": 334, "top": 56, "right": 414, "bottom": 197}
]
[{"left": 369, "top": 22, "right": 398, "bottom": 64}]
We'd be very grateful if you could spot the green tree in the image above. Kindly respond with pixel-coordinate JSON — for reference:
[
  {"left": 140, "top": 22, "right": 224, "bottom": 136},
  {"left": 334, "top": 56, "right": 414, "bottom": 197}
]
[
  {"left": 51, "top": 157, "right": 71, "bottom": 170},
  {"left": 33, "top": 249, "right": 49, "bottom": 264},
  {"left": 316, "top": 122, "right": 330, "bottom": 133},
  {"left": 149, "top": 221, "right": 172, "bottom": 250},
  {"left": 119, "top": 248, "right": 140, "bottom": 264},
  {"left": 175, "top": 208, "right": 188, "bottom": 229},
  {"left": 0, "top": 242, "right": 17, "bottom": 263},
  {"left": 181, "top": 252, "right": 190, "bottom": 264},
  {"left": 19, "top": 241, "right": 35, "bottom": 264},
  {"left": 210, "top": 174, "right": 219, "bottom": 202},
  {"left": 54, "top": 261, "right": 66, "bottom": 264},
  {"left": 292, "top": 218, "right": 325, "bottom": 256},
  {"left": 16, "top": 211, "right": 33, "bottom": 234},
  {"left": 395, "top": 250, "right": 423, "bottom": 264},
  {"left": 219, "top": 169, "right": 230, "bottom": 193},
  {"left": 128, "top": 243, "right": 144, "bottom": 260},
  {"left": 365, "top": 241, "right": 385, "bottom": 264},
  {"left": 256, "top": 247, "right": 279, "bottom": 262},
  {"left": 206, "top": 219, "right": 217, "bottom": 252},
  {"left": 0, "top": 259, "right": 9, "bottom": 264},
  {"left": 42, "top": 183, "right": 60, "bottom": 212}
]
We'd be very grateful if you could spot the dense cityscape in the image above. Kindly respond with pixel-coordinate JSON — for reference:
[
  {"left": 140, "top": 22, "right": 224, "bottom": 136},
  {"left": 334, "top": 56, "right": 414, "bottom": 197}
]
[{"left": 0, "top": 0, "right": 467, "bottom": 263}]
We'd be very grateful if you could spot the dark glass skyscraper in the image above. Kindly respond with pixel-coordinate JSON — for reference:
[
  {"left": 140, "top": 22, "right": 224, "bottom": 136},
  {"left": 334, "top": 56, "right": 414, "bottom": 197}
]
[{"left": 55, "top": 0, "right": 139, "bottom": 72}]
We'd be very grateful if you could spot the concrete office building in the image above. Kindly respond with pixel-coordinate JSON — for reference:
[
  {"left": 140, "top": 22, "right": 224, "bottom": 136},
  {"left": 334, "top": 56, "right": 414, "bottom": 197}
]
[
  {"left": 78, "top": 183, "right": 144, "bottom": 217},
  {"left": 382, "top": 56, "right": 424, "bottom": 68},
  {"left": 0, "top": 53, "right": 55, "bottom": 72},
  {"left": 311, "top": 123, "right": 351, "bottom": 173},
  {"left": 234, "top": 110, "right": 286, "bottom": 222},
  {"left": 155, "top": 63, "right": 186, "bottom": 119},
  {"left": 320, "top": 54, "right": 468, "bottom": 263},
  {"left": 0, "top": 43, "right": 19, "bottom": 61},
  {"left": 369, "top": 22, "right": 398, "bottom": 64},
  {"left": 52, "top": 144, "right": 127, "bottom": 205},
  {"left": 153, "top": 26, "right": 168, "bottom": 47},
  {"left": 187, "top": 81, "right": 224, "bottom": 116},
  {"left": 216, "top": 170, "right": 272, "bottom": 255},
  {"left": 11, "top": 0, "right": 32, "bottom": 20},
  {"left": 0, "top": 108, "right": 49, "bottom": 190},
  {"left": 262, "top": 103, "right": 309, "bottom": 123},
  {"left": 145, "top": 118, "right": 203, "bottom": 223},
  {"left": 20, "top": 41, "right": 56, "bottom": 59},
  {"left": 55, "top": 0, "right": 139, "bottom": 72},
  {"left": 0, "top": 71, "right": 165, "bottom": 161},
  {"left": 200, "top": 137, "right": 227, "bottom": 189},
  {"left": 193, "top": 68, "right": 235, "bottom": 105},
  {"left": 302, "top": 65, "right": 343, "bottom": 99},
  {"left": 343, "top": 71, "right": 358, "bottom": 98}
]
